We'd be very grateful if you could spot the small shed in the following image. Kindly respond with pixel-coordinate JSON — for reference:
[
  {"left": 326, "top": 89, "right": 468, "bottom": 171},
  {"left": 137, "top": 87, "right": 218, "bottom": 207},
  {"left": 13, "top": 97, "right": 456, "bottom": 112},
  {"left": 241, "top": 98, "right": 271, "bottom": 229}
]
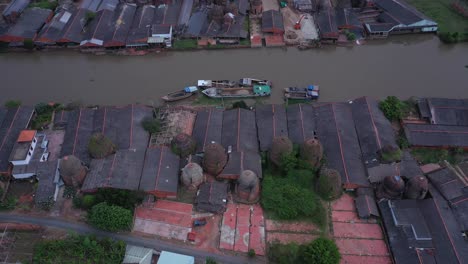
[
  {"left": 261, "top": 10, "right": 284, "bottom": 35},
  {"left": 157, "top": 251, "right": 194, "bottom": 264}
]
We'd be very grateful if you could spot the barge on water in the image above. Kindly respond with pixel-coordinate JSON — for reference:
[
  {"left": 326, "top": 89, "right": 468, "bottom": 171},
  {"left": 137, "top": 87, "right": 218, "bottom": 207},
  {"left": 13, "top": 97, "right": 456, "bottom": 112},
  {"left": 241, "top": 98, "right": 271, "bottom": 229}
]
[
  {"left": 202, "top": 85, "right": 271, "bottom": 99},
  {"left": 197, "top": 78, "right": 272, "bottom": 89}
]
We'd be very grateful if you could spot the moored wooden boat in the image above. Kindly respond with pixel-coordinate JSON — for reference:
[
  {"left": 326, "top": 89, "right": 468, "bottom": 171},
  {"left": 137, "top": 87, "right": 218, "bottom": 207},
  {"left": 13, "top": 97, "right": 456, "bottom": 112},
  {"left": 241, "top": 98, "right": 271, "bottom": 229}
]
[
  {"left": 283, "top": 85, "right": 319, "bottom": 93},
  {"left": 162, "top": 86, "right": 198, "bottom": 102},
  {"left": 284, "top": 85, "right": 319, "bottom": 100}
]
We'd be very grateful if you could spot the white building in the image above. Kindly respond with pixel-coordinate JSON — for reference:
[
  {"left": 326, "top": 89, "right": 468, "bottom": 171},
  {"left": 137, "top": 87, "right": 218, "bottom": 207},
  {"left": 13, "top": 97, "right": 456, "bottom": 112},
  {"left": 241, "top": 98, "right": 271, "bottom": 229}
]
[
  {"left": 148, "top": 25, "right": 172, "bottom": 47},
  {"left": 9, "top": 130, "right": 49, "bottom": 179}
]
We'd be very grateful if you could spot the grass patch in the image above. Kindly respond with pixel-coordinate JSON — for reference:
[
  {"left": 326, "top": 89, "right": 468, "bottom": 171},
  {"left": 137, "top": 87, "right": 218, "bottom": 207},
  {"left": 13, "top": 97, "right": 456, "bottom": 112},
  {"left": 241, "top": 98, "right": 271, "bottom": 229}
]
[
  {"left": 406, "top": 0, "right": 468, "bottom": 42},
  {"left": 173, "top": 39, "right": 198, "bottom": 49},
  {"left": 411, "top": 147, "right": 465, "bottom": 164},
  {"left": 239, "top": 38, "right": 251, "bottom": 46},
  {"left": 31, "top": 102, "right": 63, "bottom": 130},
  {"left": 380, "top": 147, "right": 403, "bottom": 163},
  {"left": 29, "top": 0, "right": 58, "bottom": 10}
]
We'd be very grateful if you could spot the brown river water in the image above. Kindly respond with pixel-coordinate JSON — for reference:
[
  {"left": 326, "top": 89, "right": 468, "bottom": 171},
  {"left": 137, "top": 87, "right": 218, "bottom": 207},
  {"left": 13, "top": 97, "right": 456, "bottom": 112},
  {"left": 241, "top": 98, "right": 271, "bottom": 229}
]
[{"left": 0, "top": 35, "right": 467, "bottom": 106}]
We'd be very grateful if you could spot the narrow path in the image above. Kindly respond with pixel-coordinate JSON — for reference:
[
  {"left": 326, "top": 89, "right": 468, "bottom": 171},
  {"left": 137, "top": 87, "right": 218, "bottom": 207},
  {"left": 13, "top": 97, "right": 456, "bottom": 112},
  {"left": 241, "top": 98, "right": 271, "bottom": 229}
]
[{"left": 0, "top": 213, "right": 266, "bottom": 264}]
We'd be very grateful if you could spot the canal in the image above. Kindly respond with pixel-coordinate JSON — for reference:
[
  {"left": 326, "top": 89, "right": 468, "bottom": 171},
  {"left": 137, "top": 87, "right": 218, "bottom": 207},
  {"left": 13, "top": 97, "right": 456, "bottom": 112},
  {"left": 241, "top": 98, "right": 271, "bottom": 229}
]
[{"left": 1, "top": 35, "right": 467, "bottom": 105}]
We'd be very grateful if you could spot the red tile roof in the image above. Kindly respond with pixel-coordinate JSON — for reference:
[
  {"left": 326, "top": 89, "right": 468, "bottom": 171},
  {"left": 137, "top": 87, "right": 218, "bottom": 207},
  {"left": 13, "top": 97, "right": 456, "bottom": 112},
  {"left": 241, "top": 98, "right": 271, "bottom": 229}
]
[{"left": 17, "top": 130, "right": 36, "bottom": 142}]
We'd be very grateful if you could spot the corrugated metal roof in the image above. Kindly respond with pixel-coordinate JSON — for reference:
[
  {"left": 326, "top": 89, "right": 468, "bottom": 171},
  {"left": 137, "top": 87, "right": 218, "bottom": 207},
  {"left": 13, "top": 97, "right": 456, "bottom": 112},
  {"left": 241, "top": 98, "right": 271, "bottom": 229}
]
[{"left": 123, "top": 245, "right": 153, "bottom": 264}]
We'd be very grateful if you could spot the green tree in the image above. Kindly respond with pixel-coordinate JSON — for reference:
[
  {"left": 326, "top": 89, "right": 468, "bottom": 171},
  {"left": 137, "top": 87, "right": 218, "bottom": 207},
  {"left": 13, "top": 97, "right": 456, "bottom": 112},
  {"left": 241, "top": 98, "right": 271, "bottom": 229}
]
[
  {"left": 299, "top": 238, "right": 341, "bottom": 264},
  {"left": 141, "top": 117, "right": 161, "bottom": 134},
  {"left": 88, "top": 202, "right": 133, "bottom": 232},
  {"left": 379, "top": 96, "right": 404, "bottom": 122},
  {"left": 33, "top": 234, "right": 125, "bottom": 263}
]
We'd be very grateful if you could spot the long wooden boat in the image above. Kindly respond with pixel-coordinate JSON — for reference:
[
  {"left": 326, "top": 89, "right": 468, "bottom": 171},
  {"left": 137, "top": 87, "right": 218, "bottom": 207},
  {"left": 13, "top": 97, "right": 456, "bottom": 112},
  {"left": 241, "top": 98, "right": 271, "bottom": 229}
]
[
  {"left": 162, "top": 86, "right": 198, "bottom": 102},
  {"left": 202, "top": 85, "right": 271, "bottom": 99},
  {"left": 284, "top": 91, "right": 318, "bottom": 100},
  {"left": 283, "top": 85, "right": 319, "bottom": 93}
]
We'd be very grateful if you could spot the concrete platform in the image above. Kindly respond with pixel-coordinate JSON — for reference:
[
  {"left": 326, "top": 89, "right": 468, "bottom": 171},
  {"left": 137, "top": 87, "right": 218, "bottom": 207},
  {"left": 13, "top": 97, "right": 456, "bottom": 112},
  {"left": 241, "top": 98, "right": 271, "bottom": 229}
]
[
  {"left": 133, "top": 200, "right": 193, "bottom": 241},
  {"left": 219, "top": 203, "right": 266, "bottom": 255},
  {"left": 331, "top": 194, "right": 392, "bottom": 264}
]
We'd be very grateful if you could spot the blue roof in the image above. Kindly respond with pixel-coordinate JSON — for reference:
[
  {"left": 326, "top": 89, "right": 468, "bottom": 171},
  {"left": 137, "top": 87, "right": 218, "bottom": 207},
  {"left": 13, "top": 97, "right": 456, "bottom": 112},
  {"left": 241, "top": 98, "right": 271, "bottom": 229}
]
[{"left": 157, "top": 251, "right": 194, "bottom": 264}]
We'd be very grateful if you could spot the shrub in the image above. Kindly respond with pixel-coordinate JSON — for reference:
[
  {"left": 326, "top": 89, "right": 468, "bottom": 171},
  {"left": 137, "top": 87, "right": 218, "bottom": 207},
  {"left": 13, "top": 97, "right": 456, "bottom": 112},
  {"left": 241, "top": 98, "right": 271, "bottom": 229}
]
[
  {"left": 205, "top": 257, "right": 217, "bottom": 264},
  {"left": 299, "top": 238, "right": 341, "bottom": 264},
  {"left": 88, "top": 202, "right": 133, "bottom": 232},
  {"left": 232, "top": 101, "right": 248, "bottom": 109},
  {"left": 248, "top": 249, "right": 256, "bottom": 257},
  {"left": 286, "top": 169, "right": 316, "bottom": 189},
  {"left": 261, "top": 176, "right": 318, "bottom": 220},
  {"left": 85, "top": 11, "right": 96, "bottom": 24},
  {"left": 379, "top": 96, "right": 404, "bottom": 122},
  {"left": 0, "top": 197, "right": 17, "bottom": 210},
  {"left": 397, "top": 130, "right": 410, "bottom": 149},
  {"left": 23, "top": 39, "right": 34, "bottom": 50},
  {"left": 94, "top": 188, "right": 142, "bottom": 211},
  {"left": 33, "top": 234, "right": 125, "bottom": 263},
  {"left": 268, "top": 242, "right": 301, "bottom": 264},
  {"left": 82, "top": 195, "right": 96, "bottom": 209},
  {"left": 4, "top": 100, "right": 21, "bottom": 108},
  {"left": 141, "top": 117, "right": 160, "bottom": 134},
  {"left": 380, "top": 145, "right": 402, "bottom": 163},
  {"left": 439, "top": 32, "right": 459, "bottom": 43},
  {"left": 63, "top": 186, "right": 76, "bottom": 199},
  {"left": 280, "top": 152, "right": 298, "bottom": 174},
  {"left": 87, "top": 133, "right": 116, "bottom": 159}
]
